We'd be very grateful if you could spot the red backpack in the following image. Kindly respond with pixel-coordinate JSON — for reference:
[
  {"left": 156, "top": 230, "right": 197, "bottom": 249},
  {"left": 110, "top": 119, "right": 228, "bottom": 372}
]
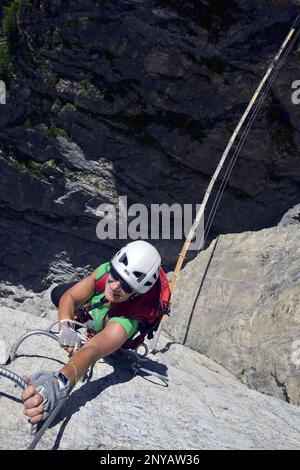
[{"left": 96, "top": 267, "right": 171, "bottom": 350}]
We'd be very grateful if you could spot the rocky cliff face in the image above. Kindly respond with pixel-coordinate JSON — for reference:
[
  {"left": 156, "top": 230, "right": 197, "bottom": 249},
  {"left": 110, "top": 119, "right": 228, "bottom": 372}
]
[
  {"left": 1, "top": 0, "right": 300, "bottom": 414},
  {"left": 168, "top": 203, "right": 300, "bottom": 405},
  {"left": 1, "top": 306, "right": 300, "bottom": 450},
  {"left": 0, "top": 0, "right": 300, "bottom": 294}
]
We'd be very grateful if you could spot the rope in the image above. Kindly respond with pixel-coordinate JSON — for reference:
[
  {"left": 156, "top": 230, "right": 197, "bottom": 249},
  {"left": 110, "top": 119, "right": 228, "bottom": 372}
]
[
  {"left": 151, "top": 14, "right": 300, "bottom": 352},
  {"left": 203, "top": 25, "right": 300, "bottom": 248}
]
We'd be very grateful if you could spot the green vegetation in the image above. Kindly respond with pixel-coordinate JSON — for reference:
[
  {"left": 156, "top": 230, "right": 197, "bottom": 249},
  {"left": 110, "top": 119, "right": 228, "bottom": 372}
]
[
  {"left": 80, "top": 79, "right": 91, "bottom": 90},
  {"left": 92, "top": 179, "right": 101, "bottom": 190},
  {"left": 40, "top": 61, "right": 51, "bottom": 75},
  {"left": 2, "top": 0, "right": 29, "bottom": 34},
  {"left": 0, "top": 0, "right": 30, "bottom": 82},
  {"left": 0, "top": 39, "right": 13, "bottom": 79},
  {"left": 52, "top": 99, "right": 63, "bottom": 111},
  {"left": 27, "top": 158, "right": 60, "bottom": 177},
  {"left": 78, "top": 79, "right": 94, "bottom": 97},
  {"left": 7, "top": 148, "right": 61, "bottom": 182},
  {"left": 24, "top": 113, "right": 41, "bottom": 127},
  {"left": 43, "top": 124, "right": 72, "bottom": 141},
  {"left": 24, "top": 119, "right": 72, "bottom": 140},
  {"left": 26, "top": 159, "right": 48, "bottom": 180},
  {"left": 63, "top": 102, "right": 77, "bottom": 112}
]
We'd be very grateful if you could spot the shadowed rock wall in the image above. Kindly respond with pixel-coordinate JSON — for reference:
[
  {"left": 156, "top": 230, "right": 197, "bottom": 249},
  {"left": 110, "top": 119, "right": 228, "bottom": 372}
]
[{"left": 0, "top": 0, "right": 300, "bottom": 290}]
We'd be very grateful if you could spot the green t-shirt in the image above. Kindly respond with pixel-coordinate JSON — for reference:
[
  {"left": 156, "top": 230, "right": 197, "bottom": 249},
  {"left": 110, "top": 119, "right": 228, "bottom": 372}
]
[{"left": 88, "top": 262, "right": 139, "bottom": 338}]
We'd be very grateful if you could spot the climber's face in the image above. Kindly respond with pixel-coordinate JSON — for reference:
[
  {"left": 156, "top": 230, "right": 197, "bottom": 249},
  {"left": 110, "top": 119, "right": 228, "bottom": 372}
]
[{"left": 105, "top": 270, "right": 134, "bottom": 303}]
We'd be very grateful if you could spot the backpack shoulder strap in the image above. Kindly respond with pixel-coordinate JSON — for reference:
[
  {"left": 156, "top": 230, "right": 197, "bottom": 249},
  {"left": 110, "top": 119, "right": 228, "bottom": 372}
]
[
  {"left": 96, "top": 261, "right": 110, "bottom": 281},
  {"left": 159, "top": 267, "right": 171, "bottom": 301},
  {"left": 95, "top": 261, "right": 110, "bottom": 294}
]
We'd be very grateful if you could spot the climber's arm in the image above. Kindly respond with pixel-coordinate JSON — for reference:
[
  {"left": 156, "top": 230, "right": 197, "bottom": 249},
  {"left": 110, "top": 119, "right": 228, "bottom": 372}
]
[
  {"left": 22, "top": 322, "right": 129, "bottom": 424},
  {"left": 58, "top": 267, "right": 99, "bottom": 325},
  {"left": 60, "top": 322, "right": 129, "bottom": 380}
]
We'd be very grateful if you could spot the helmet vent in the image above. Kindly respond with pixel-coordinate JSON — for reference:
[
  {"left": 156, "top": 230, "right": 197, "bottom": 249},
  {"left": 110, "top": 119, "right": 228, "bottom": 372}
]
[
  {"left": 119, "top": 253, "right": 128, "bottom": 266},
  {"left": 133, "top": 271, "right": 146, "bottom": 282}
]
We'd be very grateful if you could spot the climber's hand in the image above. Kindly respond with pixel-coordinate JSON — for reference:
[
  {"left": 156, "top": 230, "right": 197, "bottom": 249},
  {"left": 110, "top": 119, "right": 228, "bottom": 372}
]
[
  {"left": 21, "top": 375, "right": 44, "bottom": 425},
  {"left": 21, "top": 370, "right": 70, "bottom": 425},
  {"left": 59, "top": 323, "right": 82, "bottom": 355}
]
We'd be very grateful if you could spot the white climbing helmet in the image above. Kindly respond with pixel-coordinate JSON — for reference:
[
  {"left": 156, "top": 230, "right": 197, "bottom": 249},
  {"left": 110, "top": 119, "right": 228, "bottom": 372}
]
[{"left": 111, "top": 240, "right": 161, "bottom": 294}]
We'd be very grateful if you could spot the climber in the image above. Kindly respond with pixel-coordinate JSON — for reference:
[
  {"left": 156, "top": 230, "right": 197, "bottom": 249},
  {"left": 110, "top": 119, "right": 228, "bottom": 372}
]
[{"left": 21, "top": 240, "right": 165, "bottom": 425}]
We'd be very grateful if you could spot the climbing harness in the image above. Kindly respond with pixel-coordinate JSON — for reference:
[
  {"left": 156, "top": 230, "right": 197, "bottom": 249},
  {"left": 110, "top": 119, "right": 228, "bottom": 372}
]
[{"left": 151, "top": 13, "right": 300, "bottom": 351}]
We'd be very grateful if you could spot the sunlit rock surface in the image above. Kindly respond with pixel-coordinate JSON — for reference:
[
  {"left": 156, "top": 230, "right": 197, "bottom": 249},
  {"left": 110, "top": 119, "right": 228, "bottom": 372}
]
[{"left": 0, "top": 307, "right": 300, "bottom": 450}]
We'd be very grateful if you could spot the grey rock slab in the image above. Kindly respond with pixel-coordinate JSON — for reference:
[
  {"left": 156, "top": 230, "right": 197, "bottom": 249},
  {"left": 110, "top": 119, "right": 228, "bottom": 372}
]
[
  {"left": 168, "top": 212, "right": 300, "bottom": 404},
  {"left": 279, "top": 203, "right": 300, "bottom": 227},
  {"left": 0, "top": 307, "right": 300, "bottom": 449}
]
